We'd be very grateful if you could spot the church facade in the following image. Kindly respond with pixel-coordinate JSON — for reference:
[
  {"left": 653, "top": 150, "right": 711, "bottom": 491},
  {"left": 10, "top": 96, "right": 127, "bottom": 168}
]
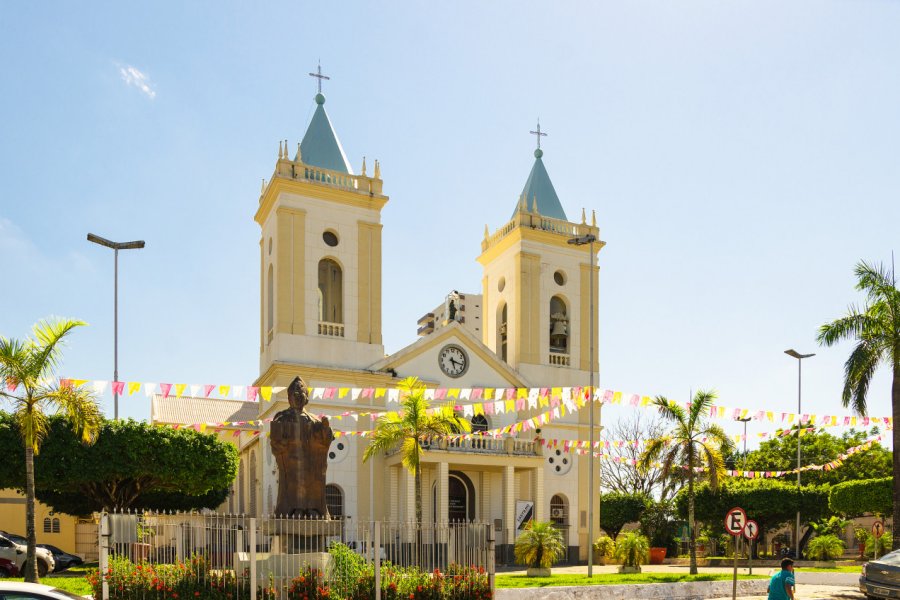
[{"left": 153, "top": 83, "right": 604, "bottom": 562}]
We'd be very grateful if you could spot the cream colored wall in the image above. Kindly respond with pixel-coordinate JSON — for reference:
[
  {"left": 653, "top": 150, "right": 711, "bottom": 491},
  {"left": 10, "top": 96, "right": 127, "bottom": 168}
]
[{"left": 0, "top": 489, "right": 78, "bottom": 554}]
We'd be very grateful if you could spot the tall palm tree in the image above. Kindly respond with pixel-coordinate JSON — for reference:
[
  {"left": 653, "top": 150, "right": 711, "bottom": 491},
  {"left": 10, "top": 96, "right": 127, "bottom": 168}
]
[
  {"left": 362, "top": 376, "right": 470, "bottom": 524},
  {"left": 817, "top": 260, "right": 900, "bottom": 549},
  {"left": 0, "top": 319, "right": 103, "bottom": 583},
  {"left": 637, "top": 390, "right": 733, "bottom": 575}
]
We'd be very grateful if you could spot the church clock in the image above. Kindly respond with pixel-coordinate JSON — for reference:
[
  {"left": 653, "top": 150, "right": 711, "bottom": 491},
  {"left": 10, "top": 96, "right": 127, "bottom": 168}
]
[{"left": 438, "top": 344, "right": 469, "bottom": 378}]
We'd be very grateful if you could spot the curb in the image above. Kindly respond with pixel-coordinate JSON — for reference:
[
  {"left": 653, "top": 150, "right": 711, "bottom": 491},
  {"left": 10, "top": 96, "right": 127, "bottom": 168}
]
[{"left": 496, "top": 579, "right": 770, "bottom": 599}]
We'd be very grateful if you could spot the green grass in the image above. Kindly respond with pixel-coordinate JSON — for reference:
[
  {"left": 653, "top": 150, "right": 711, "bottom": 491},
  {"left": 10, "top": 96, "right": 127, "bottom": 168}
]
[
  {"left": 796, "top": 566, "right": 864, "bottom": 573},
  {"left": 2, "top": 565, "right": 94, "bottom": 597},
  {"left": 495, "top": 573, "right": 766, "bottom": 588}
]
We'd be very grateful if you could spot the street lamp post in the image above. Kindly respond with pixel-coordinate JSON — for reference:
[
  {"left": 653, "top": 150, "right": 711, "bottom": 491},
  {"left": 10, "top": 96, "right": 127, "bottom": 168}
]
[
  {"left": 736, "top": 416, "right": 751, "bottom": 559},
  {"left": 568, "top": 232, "right": 596, "bottom": 577},
  {"left": 784, "top": 349, "right": 815, "bottom": 558},
  {"left": 87, "top": 233, "right": 145, "bottom": 420}
]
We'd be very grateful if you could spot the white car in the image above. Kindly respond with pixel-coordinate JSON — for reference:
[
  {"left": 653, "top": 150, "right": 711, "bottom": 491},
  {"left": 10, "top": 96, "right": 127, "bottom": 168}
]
[
  {"left": 0, "top": 581, "right": 86, "bottom": 600},
  {"left": 0, "top": 534, "right": 56, "bottom": 578}
]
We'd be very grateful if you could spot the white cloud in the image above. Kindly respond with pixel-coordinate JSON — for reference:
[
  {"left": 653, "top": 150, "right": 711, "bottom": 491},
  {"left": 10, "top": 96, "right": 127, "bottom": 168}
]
[{"left": 118, "top": 64, "right": 156, "bottom": 99}]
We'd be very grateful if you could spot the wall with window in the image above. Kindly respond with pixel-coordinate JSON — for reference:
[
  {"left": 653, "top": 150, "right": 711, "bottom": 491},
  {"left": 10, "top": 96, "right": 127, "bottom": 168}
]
[{"left": 0, "top": 489, "right": 78, "bottom": 553}]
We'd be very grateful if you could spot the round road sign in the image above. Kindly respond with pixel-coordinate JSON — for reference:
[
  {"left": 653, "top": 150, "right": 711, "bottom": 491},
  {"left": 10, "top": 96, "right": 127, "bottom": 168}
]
[
  {"left": 724, "top": 506, "right": 748, "bottom": 536},
  {"left": 873, "top": 521, "right": 885, "bottom": 537},
  {"left": 743, "top": 519, "right": 760, "bottom": 541}
]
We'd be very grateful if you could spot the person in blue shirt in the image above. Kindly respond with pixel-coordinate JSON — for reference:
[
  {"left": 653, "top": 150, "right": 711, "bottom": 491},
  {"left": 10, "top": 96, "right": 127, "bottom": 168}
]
[{"left": 768, "top": 557, "right": 796, "bottom": 600}]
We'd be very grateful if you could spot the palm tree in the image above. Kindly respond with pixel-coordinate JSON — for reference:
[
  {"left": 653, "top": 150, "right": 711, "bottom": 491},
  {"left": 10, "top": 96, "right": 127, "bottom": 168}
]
[
  {"left": 362, "top": 376, "right": 470, "bottom": 524},
  {"left": 818, "top": 260, "right": 900, "bottom": 549},
  {"left": 514, "top": 520, "right": 565, "bottom": 575},
  {"left": 0, "top": 319, "right": 103, "bottom": 583},
  {"left": 637, "top": 390, "right": 733, "bottom": 575}
]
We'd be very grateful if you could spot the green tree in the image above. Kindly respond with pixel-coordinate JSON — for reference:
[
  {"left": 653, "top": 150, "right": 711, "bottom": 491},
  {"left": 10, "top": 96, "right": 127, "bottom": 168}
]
[
  {"left": 829, "top": 477, "right": 892, "bottom": 517},
  {"left": 599, "top": 492, "right": 649, "bottom": 539},
  {"left": 744, "top": 427, "right": 890, "bottom": 486},
  {"left": 0, "top": 319, "right": 103, "bottom": 583},
  {"left": 514, "top": 521, "right": 565, "bottom": 571},
  {"left": 638, "top": 391, "right": 734, "bottom": 575},
  {"left": 0, "top": 414, "right": 239, "bottom": 514},
  {"left": 817, "top": 260, "right": 900, "bottom": 548},
  {"left": 362, "top": 377, "right": 469, "bottom": 524}
]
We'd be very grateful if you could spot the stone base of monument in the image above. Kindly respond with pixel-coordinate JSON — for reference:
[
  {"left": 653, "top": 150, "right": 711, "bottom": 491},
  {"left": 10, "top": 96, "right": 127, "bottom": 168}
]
[{"left": 259, "top": 518, "right": 343, "bottom": 554}]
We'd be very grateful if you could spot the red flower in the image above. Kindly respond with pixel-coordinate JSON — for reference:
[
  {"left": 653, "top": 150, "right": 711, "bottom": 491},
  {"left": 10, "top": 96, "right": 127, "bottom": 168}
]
[{"left": 194, "top": 593, "right": 200, "bottom": 597}]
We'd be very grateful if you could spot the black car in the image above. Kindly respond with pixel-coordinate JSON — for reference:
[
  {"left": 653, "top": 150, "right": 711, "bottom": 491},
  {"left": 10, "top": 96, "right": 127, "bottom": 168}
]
[
  {"left": 860, "top": 550, "right": 900, "bottom": 598},
  {"left": 35, "top": 545, "right": 83, "bottom": 573}
]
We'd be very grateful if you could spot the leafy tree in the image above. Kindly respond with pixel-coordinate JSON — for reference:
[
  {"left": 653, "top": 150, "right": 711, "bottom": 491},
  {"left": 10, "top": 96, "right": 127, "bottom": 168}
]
[
  {"left": 600, "top": 412, "right": 683, "bottom": 500},
  {"left": 744, "top": 426, "right": 890, "bottom": 486},
  {"left": 362, "top": 377, "right": 468, "bottom": 524},
  {"left": 640, "top": 499, "right": 678, "bottom": 555},
  {"left": 817, "top": 260, "right": 900, "bottom": 549},
  {"left": 599, "top": 492, "right": 649, "bottom": 539},
  {"left": 829, "top": 477, "right": 892, "bottom": 517},
  {"left": 677, "top": 479, "right": 832, "bottom": 553},
  {"left": 638, "top": 391, "right": 734, "bottom": 575},
  {"left": 0, "top": 319, "right": 102, "bottom": 583},
  {"left": 0, "top": 414, "right": 238, "bottom": 514}
]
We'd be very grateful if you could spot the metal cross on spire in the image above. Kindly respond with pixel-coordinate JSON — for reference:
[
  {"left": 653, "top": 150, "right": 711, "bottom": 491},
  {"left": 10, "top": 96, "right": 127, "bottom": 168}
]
[
  {"left": 308, "top": 61, "right": 330, "bottom": 94},
  {"left": 530, "top": 119, "right": 548, "bottom": 150}
]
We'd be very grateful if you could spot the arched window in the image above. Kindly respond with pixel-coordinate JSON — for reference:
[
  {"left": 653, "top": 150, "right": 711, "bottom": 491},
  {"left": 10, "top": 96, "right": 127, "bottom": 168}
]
[
  {"left": 471, "top": 414, "right": 489, "bottom": 433},
  {"left": 549, "top": 296, "right": 568, "bottom": 353},
  {"left": 52, "top": 518, "right": 60, "bottom": 533},
  {"left": 43, "top": 518, "right": 51, "bottom": 533},
  {"left": 249, "top": 450, "right": 257, "bottom": 516},
  {"left": 325, "top": 484, "right": 344, "bottom": 519},
  {"left": 497, "top": 302, "right": 508, "bottom": 362},
  {"left": 550, "top": 494, "right": 568, "bottom": 526},
  {"left": 318, "top": 259, "right": 343, "bottom": 323},
  {"left": 267, "top": 264, "right": 274, "bottom": 333}
]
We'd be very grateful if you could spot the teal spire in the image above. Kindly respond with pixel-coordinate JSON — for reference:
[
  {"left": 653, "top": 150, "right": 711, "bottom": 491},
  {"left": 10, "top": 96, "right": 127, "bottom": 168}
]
[
  {"left": 513, "top": 148, "right": 567, "bottom": 221},
  {"left": 299, "top": 93, "right": 353, "bottom": 174}
]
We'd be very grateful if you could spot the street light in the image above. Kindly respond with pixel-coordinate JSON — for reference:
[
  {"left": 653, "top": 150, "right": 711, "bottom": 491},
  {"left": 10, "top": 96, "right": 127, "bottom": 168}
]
[
  {"left": 568, "top": 232, "right": 596, "bottom": 576},
  {"left": 87, "top": 233, "right": 145, "bottom": 420},
  {"left": 784, "top": 349, "right": 814, "bottom": 557},
  {"left": 735, "top": 416, "right": 752, "bottom": 560}
]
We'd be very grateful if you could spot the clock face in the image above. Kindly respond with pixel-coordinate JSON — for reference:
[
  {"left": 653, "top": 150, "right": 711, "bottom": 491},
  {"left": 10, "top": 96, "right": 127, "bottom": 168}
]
[{"left": 438, "top": 344, "right": 469, "bottom": 378}]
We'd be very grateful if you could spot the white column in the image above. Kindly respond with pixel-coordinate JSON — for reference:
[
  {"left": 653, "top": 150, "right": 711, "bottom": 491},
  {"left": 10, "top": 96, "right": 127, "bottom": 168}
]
[
  {"left": 436, "top": 462, "right": 449, "bottom": 523},
  {"left": 503, "top": 465, "right": 515, "bottom": 545},
  {"left": 404, "top": 467, "right": 415, "bottom": 523},
  {"left": 533, "top": 466, "right": 546, "bottom": 522},
  {"left": 389, "top": 466, "right": 399, "bottom": 522}
]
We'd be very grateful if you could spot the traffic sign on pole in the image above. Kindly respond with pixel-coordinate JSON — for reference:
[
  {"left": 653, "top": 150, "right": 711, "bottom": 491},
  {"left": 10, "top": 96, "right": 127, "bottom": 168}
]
[
  {"left": 724, "top": 507, "right": 747, "bottom": 536},
  {"left": 743, "top": 520, "right": 760, "bottom": 541},
  {"left": 873, "top": 521, "right": 885, "bottom": 537}
]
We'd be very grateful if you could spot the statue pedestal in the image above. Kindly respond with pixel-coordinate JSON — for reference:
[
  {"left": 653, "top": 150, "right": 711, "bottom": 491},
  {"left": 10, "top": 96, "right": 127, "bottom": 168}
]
[{"left": 234, "top": 551, "right": 332, "bottom": 582}]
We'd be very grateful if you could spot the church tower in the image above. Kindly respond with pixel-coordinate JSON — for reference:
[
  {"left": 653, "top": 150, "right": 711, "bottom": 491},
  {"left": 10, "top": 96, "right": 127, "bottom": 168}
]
[
  {"left": 477, "top": 127, "right": 603, "bottom": 386},
  {"left": 254, "top": 79, "right": 387, "bottom": 378}
]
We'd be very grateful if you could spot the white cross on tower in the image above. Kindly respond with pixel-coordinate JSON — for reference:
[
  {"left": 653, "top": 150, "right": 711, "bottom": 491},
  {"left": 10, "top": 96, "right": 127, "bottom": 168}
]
[
  {"left": 308, "top": 61, "right": 330, "bottom": 94},
  {"left": 530, "top": 119, "right": 548, "bottom": 150}
]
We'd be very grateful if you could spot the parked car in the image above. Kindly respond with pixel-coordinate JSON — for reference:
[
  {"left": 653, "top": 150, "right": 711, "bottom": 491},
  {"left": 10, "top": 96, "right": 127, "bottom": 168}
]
[
  {"left": 0, "top": 557, "right": 19, "bottom": 577},
  {"left": 0, "top": 534, "right": 56, "bottom": 577},
  {"left": 860, "top": 550, "right": 900, "bottom": 598},
  {"left": 0, "top": 581, "right": 86, "bottom": 600},
  {"left": 36, "top": 545, "right": 83, "bottom": 573}
]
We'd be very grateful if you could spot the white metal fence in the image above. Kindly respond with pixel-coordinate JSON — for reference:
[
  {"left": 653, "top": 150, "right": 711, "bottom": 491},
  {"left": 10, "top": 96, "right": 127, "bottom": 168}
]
[{"left": 98, "top": 511, "right": 494, "bottom": 600}]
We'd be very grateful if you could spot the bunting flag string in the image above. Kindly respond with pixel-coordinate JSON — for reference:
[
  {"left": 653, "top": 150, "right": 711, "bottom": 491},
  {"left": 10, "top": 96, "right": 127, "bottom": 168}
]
[{"left": 36, "top": 377, "right": 892, "bottom": 430}]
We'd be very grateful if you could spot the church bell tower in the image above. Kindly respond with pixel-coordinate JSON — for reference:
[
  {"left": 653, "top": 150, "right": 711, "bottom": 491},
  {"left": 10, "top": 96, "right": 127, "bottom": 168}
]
[{"left": 255, "top": 68, "right": 387, "bottom": 378}]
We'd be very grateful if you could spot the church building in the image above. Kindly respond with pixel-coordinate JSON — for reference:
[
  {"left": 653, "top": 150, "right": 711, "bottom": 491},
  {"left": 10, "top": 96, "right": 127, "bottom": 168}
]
[{"left": 152, "top": 75, "right": 604, "bottom": 562}]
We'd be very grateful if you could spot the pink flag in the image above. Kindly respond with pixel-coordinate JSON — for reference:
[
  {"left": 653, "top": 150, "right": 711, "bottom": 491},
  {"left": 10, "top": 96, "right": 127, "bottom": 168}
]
[
  {"left": 203, "top": 385, "right": 215, "bottom": 398},
  {"left": 247, "top": 387, "right": 259, "bottom": 402},
  {"left": 112, "top": 381, "right": 125, "bottom": 395},
  {"left": 470, "top": 388, "right": 483, "bottom": 401},
  {"left": 160, "top": 383, "right": 172, "bottom": 398}
]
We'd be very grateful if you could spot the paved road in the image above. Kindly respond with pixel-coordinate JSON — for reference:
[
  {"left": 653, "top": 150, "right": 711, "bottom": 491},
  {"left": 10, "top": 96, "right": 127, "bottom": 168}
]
[{"left": 711, "top": 585, "right": 864, "bottom": 599}]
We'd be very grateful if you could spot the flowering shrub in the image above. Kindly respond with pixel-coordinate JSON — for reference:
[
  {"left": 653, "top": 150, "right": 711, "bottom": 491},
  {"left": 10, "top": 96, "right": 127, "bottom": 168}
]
[{"left": 87, "top": 553, "right": 490, "bottom": 600}]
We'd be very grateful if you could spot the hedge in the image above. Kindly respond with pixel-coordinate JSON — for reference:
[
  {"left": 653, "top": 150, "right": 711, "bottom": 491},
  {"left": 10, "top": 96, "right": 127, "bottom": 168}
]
[{"left": 829, "top": 477, "right": 892, "bottom": 517}]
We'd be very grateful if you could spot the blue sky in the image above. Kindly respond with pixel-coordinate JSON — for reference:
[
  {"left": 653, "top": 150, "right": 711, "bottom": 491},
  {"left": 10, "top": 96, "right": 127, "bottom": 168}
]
[{"left": 1, "top": 1, "right": 899, "bottom": 447}]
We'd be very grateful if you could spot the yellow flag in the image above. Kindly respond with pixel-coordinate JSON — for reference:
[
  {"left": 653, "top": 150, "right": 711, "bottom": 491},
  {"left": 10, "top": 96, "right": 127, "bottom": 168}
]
[
  {"left": 219, "top": 385, "right": 231, "bottom": 398},
  {"left": 766, "top": 411, "right": 773, "bottom": 422},
  {"left": 640, "top": 396, "right": 651, "bottom": 406},
  {"left": 200, "top": 423, "right": 207, "bottom": 433},
  {"left": 175, "top": 384, "right": 187, "bottom": 398},
  {"left": 128, "top": 382, "right": 141, "bottom": 395},
  {"left": 517, "top": 388, "right": 528, "bottom": 399},
  {"left": 613, "top": 391, "right": 623, "bottom": 404},
  {"left": 448, "top": 389, "right": 460, "bottom": 399},
  {"left": 339, "top": 388, "right": 349, "bottom": 399},
  {"left": 474, "top": 403, "right": 484, "bottom": 416},
  {"left": 539, "top": 396, "right": 549, "bottom": 408},
  {"left": 375, "top": 388, "right": 386, "bottom": 398},
  {"left": 485, "top": 388, "right": 494, "bottom": 400},
  {"left": 260, "top": 387, "right": 272, "bottom": 401},
  {"left": 72, "top": 379, "right": 88, "bottom": 388},
  {"left": 505, "top": 400, "right": 515, "bottom": 413}
]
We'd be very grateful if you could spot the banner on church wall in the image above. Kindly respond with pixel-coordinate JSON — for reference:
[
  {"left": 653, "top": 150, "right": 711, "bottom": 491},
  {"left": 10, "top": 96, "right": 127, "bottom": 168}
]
[{"left": 515, "top": 500, "right": 534, "bottom": 531}]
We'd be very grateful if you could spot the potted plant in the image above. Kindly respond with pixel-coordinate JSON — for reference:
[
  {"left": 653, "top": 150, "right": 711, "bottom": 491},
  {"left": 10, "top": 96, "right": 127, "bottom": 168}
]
[
  {"left": 615, "top": 530, "right": 649, "bottom": 573},
  {"left": 854, "top": 527, "right": 868, "bottom": 557},
  {"left": 132, "top": 520, "right": 154, "bottom": 561},
  {"left": 514, "top": 520, "right": 565, "bottom": 577},
  {"left": 640, "top": 500, "right": 675, "bottom": 564},
  {"left": 593, "top": 535, "right": 616, "bottom": 566}
]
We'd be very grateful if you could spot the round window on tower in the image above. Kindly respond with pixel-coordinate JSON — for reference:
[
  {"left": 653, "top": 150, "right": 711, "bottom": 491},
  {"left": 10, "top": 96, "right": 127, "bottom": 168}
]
[
  {"left": 323, "top": 230, "right": 339, "bottom": 247},
  {"left": 553, "top": 270, "right": 566, "bottom": 286},
  {"left": 498, "top": 277, "right": 506, "bottom": 292}
]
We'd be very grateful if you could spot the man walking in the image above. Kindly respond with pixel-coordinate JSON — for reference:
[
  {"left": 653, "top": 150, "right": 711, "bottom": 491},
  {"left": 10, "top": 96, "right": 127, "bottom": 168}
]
[{"left": 768, "top": 557, "right": 796, "bottom": 600}]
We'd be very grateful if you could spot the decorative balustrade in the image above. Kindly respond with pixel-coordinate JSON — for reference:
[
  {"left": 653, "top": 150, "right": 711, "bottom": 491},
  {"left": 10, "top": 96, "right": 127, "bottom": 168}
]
[
  {"left": 481, "top": 212, "right": 598, "bottom": 253},
  {"left": 318, "top": 321, "right": 345, "bottom": 337},
  {"left": 549, "top": 353, "right": 570, "bottom": 367},
  {"left": 385, "top": 436, "right": 538, "bottom": 457},
  {"left": 268, "top": 158, "right": 384, "bottom": 197}
]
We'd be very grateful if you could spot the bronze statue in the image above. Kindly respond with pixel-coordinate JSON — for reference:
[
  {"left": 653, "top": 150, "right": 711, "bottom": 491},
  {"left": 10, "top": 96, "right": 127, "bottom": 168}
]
[{"left": 270, "top": 376, "right": 334, "bottom": 517}]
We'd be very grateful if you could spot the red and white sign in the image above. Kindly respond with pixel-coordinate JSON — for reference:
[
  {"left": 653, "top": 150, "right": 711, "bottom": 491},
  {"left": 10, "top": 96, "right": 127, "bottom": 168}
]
[
  {"left": 743, "top": 519, "right": 760, "bottom": 541},
  {"left": 724, "top": 507, "right": 747, "bottom": 536},
  {"left": 873, "top": 521, "right": 885, "bottom": 537}
]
